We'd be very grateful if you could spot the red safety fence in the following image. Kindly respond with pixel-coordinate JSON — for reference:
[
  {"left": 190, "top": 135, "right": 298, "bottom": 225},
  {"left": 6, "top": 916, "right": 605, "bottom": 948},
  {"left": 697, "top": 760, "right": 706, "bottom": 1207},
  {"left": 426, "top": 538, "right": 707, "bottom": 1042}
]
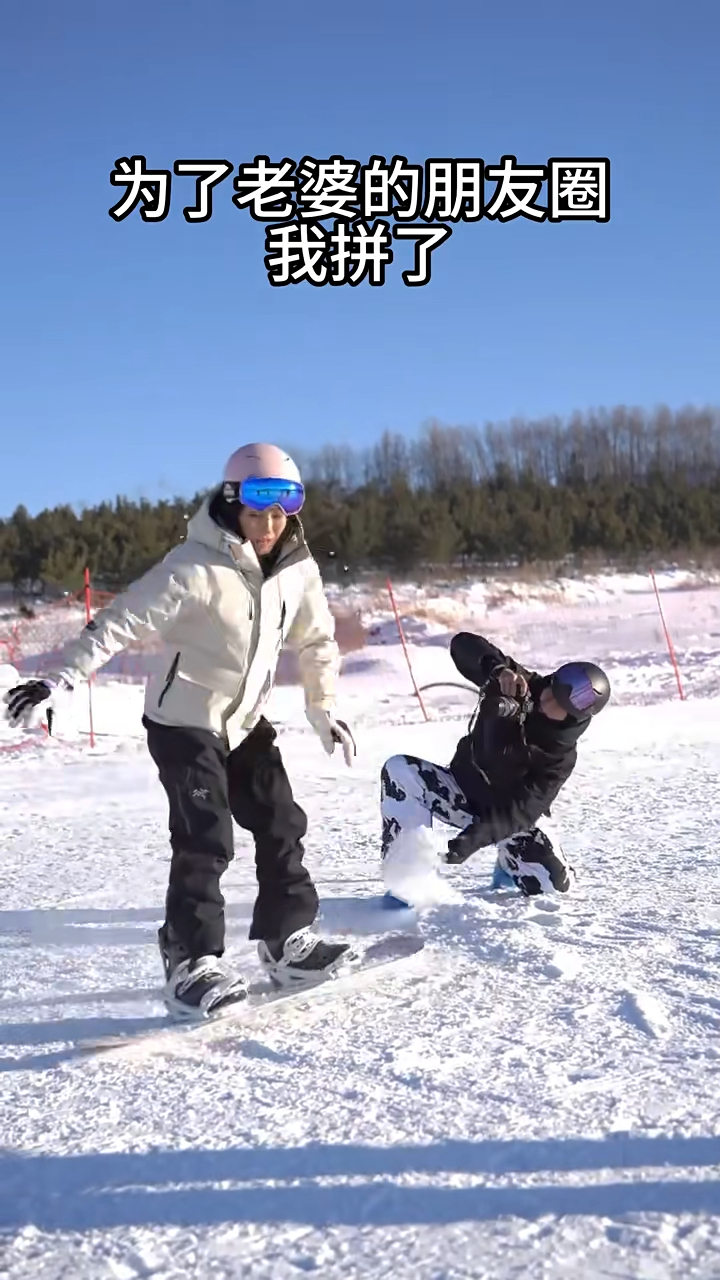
[
  {"left": 0, "top": 566, "right": 696, "bottom": 751},
  {"left": 0, "top": 586, "right": 115, "bottom": 669},
  {"left": 0, "top": 569, "right": 368, "bottom": 749},
  {"left": 0, "top": 584, "right": 164, "bottom": 682}
]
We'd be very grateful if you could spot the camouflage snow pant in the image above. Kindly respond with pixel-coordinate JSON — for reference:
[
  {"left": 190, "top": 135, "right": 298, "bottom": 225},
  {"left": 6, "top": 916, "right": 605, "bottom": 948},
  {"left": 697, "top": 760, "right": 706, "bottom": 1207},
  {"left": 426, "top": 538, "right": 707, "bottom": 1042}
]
[{"left": 380, "top": 753, "right": 574, "bottom": 896}]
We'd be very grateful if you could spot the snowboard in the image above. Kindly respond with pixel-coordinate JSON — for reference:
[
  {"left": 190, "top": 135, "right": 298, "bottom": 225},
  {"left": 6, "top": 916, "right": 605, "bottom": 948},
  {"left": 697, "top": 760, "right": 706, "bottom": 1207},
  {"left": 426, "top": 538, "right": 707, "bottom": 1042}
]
[
  {"left": 79, "top": 932, "right": 426, "bottom": 1062},
  {"left": 318, "top": 892, "right": 418, "bottom": 934}
]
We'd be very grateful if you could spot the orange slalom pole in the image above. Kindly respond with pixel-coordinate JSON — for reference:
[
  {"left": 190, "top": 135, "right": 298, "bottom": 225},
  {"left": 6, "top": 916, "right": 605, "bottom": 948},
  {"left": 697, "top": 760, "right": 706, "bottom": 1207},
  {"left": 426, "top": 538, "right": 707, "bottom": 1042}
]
[
  {"left": 83, "top": 567, "right": 97, "bottom": 746},
  {"left": 650, "top": 568, "right": 685, "bottom": 701},
  {"left": 386, "top": 578, "right": 430, "bottom": 722}
]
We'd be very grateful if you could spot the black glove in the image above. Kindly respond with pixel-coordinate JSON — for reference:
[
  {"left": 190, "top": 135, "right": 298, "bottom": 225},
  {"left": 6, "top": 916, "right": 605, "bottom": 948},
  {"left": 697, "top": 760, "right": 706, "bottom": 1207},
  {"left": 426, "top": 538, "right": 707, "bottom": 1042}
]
[
  {"left": 3, "top": 680, "right": 55, "bottom": 731},
  {"left": 445, "top": 821, "right": 489, "bottom": 864},
  {"left": 331, "top": 718, "right": 356, "bottom": 759},
  {"left": 306, "top": 709, "right": 356, "bottom": 766}
]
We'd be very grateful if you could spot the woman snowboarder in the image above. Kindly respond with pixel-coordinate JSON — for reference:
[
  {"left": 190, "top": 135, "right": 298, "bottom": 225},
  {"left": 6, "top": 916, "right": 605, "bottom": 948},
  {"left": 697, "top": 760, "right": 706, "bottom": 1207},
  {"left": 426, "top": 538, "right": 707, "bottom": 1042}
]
[{"left": 4, "top": 443, "right": 356, "bottom": 1018}]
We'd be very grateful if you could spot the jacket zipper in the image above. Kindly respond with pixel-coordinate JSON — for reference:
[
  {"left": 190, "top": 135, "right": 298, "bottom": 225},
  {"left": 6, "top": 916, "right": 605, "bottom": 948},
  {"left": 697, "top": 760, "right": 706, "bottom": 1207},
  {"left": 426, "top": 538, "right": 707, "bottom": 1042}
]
[
  {"left": 223, "top": 541, "right": 303, "bottom": 724},
  {"left": 223, "top": 579, "right": 262, "bottom": 722},
  {"left": 158, "top": 651, "right": 180, "bottom": 707}
]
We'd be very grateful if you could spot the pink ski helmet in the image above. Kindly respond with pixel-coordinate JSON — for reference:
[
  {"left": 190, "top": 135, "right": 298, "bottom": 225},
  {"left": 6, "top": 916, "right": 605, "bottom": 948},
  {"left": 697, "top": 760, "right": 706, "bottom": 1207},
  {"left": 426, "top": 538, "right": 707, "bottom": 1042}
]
[{"left": 221, "top": 443, "right": 304, "bottom": 516}]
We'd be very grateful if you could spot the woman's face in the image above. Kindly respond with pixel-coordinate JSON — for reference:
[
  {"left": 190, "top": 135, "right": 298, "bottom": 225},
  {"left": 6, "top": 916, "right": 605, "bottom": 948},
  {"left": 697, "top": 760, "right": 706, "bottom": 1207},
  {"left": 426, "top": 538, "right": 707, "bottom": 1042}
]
[{"left": 238, "top": 504, "right": 288, "bottom": 556}]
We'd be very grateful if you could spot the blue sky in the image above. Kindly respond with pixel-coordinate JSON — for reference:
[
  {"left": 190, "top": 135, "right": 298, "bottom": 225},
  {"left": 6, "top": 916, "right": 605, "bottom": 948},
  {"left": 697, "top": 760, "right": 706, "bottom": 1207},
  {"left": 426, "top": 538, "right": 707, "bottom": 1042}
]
[{"left": 1, "top": 0, "right": 718, "bottom": 517}]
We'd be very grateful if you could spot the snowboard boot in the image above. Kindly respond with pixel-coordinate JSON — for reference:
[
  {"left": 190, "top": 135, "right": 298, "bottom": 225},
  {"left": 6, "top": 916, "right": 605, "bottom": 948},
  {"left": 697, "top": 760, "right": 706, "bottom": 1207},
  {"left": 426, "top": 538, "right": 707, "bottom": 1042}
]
[
  {"left": 496, "top": 829, "right": 575, "bottom": 897},
  {"left": 490, "top": 859, "right": 517, "bottom": 890},
  {"left": 162, "top": 954, "right": 249, "bottom": 1020},
  {"left": 257, "top": 927, "right": 357, "bottom": 989},
  {"left": 158, "top": 923, "right": 190, "bottom": 982}
]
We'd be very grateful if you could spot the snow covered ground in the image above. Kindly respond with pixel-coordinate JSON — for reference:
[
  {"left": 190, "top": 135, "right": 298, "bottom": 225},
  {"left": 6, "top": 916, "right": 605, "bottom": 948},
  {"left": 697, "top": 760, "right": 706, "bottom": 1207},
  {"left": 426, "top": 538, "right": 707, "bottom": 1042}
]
[{"left": 3, "top": 578, "right": 720, "bottom": 1278}]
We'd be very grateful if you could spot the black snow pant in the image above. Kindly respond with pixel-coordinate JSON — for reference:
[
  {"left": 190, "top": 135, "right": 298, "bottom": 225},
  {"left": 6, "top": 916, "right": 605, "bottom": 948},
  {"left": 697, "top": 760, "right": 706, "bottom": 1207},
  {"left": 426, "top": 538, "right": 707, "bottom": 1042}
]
[{"left": 144, "top": 715, "right": 318, "bottom": 959}]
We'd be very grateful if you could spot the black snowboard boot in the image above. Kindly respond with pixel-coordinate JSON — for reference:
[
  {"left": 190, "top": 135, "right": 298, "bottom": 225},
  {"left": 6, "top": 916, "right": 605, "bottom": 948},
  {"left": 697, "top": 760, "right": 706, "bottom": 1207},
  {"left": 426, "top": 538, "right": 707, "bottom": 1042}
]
[
  {"left": 257, "top": 927, "right": 356, "bottom": 989},
  {"left": 158, "top": 924, "right": 248, "bottom": 1019}
]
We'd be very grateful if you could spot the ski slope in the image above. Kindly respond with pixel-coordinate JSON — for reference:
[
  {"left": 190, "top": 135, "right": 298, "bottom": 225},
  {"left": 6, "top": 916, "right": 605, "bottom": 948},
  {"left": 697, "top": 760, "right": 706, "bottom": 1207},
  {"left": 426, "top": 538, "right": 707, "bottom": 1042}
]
[{"left": 3, "top": 608, "right": 720, "bottom": 1277}]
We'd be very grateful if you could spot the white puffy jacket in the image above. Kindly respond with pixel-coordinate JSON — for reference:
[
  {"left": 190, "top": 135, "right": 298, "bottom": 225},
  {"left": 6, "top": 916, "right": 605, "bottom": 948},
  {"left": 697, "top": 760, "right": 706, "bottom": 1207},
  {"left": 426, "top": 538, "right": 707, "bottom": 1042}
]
[{"left": 52, "top": 496, "right": 340, "bottom": 750}]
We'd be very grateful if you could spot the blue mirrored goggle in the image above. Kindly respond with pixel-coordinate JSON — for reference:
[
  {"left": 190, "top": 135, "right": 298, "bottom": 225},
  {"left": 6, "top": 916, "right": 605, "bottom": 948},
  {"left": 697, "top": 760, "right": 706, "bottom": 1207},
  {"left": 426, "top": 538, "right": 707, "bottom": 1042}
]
[
  {"left": 223, "top": 476, "right": 305, "bottom": 516},
  {"left": 551, "top": 663, "right": 598, "bottom": 715}
]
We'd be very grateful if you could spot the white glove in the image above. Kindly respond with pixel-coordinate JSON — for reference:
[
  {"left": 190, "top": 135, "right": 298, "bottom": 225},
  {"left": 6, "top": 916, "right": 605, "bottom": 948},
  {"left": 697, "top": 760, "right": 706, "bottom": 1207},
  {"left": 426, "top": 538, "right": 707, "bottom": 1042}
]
[
  {"left": 3, "top": 677, "right": 70, "bottom": 733},
  {"left": 306, "top": 708, "right": 356, "bottom": 767}
]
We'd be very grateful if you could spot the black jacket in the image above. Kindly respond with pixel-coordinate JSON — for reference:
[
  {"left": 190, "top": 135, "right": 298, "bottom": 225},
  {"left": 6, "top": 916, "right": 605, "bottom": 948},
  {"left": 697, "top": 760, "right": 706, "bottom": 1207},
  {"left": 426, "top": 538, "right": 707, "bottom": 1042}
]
[{"left": 448, "top": 632, "right": 590, "bottom": 848}]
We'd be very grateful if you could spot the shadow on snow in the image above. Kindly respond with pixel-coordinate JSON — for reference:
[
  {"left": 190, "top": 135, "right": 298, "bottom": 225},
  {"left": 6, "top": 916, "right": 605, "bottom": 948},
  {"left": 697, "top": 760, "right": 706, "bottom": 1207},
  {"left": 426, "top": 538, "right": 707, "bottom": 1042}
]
[{"left": 1, "top": 1137, "right": 720, "bottom": 1230}]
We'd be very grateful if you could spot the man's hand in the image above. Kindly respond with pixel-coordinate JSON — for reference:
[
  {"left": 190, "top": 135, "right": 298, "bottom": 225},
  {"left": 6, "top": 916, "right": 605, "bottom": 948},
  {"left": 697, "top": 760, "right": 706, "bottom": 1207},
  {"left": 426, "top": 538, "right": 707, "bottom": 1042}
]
[
  {"left": 445, "top": 821, "right": 489, "bottom": 864},
  {"left": 494, "top": 666, "right": 529, "bottom": 699}
]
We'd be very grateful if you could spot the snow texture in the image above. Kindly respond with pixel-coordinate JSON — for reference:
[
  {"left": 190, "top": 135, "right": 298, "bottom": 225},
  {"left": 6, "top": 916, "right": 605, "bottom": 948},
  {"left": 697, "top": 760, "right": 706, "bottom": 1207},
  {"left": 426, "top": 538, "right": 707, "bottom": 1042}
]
[
  {"left": 382, "top": 827, "right": 463, "bottom": 910},
  {"left": 2, "top": 571, "right": 720, "bottom": 1278}
]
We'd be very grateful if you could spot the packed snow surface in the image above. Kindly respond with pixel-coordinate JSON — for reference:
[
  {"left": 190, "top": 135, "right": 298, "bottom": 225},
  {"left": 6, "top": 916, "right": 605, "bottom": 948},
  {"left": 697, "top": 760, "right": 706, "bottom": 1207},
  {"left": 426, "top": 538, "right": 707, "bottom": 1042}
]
[{"left": 2, "top": 569, "right": 720, "bottom": 1278}]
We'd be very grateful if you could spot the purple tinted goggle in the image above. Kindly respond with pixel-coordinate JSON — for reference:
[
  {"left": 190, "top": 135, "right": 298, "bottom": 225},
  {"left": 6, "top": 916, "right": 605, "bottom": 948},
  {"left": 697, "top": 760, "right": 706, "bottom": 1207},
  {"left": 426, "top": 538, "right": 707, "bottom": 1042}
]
[
  {"left": 223, "top": 476, "right": 305, "bottom": 516},
  {"left": 551, "top": 663, "right": 597, "bottom": 714}
]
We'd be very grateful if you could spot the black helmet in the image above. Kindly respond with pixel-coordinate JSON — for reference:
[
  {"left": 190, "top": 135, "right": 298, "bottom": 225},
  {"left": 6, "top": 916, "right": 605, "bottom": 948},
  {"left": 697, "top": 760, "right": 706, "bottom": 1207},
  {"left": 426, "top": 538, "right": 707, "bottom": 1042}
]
[{"left": 550, "top": 661, "right": 611, "bottom": 718}]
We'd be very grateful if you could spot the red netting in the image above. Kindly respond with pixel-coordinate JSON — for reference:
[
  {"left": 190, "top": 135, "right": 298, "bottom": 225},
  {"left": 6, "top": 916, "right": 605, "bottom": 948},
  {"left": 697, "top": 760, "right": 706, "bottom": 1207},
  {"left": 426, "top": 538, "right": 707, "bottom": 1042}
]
[
  {"left": 0, "top": 590, "right": 125, "bottom": 676},
  {"left": 0, "top": 586, "right": 366, "bottom": 683}
]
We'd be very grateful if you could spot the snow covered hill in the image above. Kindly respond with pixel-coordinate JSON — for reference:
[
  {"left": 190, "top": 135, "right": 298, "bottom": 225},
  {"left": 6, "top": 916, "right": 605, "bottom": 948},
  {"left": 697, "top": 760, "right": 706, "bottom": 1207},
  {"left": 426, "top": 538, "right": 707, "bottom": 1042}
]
[{"left": 2, "top": 584, "right": 720, "bottom": 1278}]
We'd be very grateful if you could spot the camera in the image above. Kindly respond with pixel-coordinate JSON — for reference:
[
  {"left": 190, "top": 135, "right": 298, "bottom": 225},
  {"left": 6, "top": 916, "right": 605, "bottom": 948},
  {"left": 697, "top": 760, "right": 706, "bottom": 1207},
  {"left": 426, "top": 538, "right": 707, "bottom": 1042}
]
[
  {"left": 477, "top": 694, "right": 526, "bottom": 721},
  {"left": 476, "top": 679, "right": 533, "bottom": 724}
]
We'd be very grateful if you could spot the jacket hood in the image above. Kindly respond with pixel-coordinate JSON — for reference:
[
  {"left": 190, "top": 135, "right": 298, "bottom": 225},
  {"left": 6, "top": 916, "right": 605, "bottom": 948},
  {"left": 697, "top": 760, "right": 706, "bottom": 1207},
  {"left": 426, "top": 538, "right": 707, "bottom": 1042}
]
[{"left": 186, "top": 494, "right": 241, "bottom": 553}]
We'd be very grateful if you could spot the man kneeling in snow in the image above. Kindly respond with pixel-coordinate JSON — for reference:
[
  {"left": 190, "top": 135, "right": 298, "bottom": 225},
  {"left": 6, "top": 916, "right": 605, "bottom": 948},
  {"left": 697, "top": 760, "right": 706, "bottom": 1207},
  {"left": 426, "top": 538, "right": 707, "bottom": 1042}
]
[{"left": 380, "top": 633, "right": 610, "bottom": 904}]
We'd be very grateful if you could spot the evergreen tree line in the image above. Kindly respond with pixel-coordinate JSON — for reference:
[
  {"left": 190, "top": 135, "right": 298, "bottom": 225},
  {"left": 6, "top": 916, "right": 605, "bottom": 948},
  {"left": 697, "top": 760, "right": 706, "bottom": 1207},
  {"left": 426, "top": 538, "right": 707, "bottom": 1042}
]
[{"left": 3, "top": 404, "right": 720, "bottom": 593}]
